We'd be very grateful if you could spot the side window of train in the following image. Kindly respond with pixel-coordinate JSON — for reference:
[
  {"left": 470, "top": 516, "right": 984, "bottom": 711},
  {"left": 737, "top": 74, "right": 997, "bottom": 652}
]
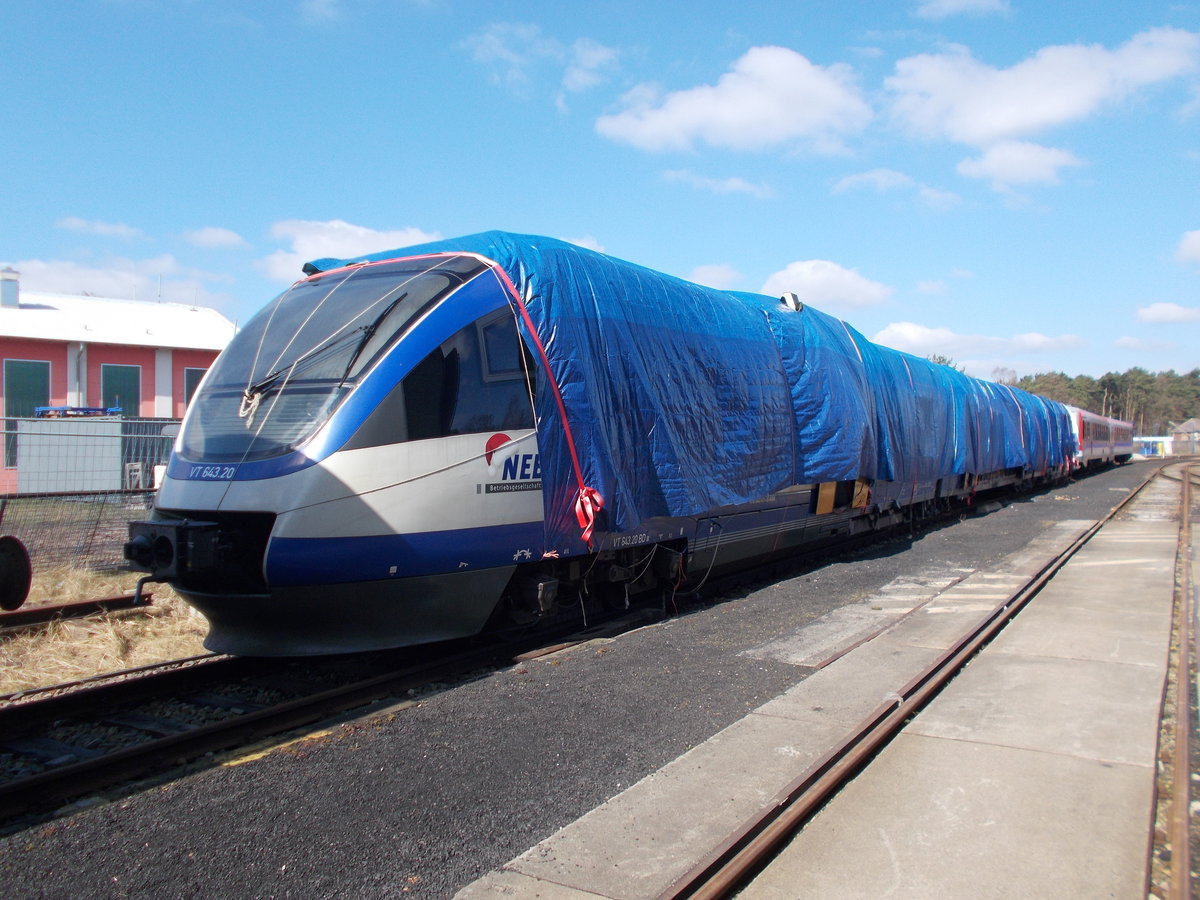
[
  {"left": 442, "top": 309, "right": 535, "bottom": 434},
  {"left": 344, "top": 309, "right": 534, "bottom": 450},
  {"left": 481, "top": 313, "right": 526, "bottom": 381}
]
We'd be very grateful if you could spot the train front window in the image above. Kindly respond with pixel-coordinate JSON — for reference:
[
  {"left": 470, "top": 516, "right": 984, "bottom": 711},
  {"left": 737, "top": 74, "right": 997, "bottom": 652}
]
[{"left": 180, "top": 254, "right": 488, "bottom": 462}]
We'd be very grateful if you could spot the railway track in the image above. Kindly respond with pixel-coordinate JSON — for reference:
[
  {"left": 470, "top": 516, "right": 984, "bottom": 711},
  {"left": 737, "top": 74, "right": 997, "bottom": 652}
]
[
  {"left": 657, "top": 461, "right": 1193, "bottom": 899},
  {"left": 0, "top": 478, "right": 1018, "bottom": 829},
  {"left": 0, "top": 611, "right": 660, "bottom": 829},
  {"left": 0, "top": 593, "right": 155, "bottom": 634},
  {"left": 1167, "top": 461, "right": 1196, "bottom": 898},
  {"left": 1, "top": 468, "right": 1168, "bottom": 848}
]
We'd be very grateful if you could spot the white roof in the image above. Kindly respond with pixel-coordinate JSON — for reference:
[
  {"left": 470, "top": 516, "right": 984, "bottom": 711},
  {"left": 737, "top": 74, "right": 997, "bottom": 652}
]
[{"left": 0, "top": 290, "right": 237, "bottom": 351}]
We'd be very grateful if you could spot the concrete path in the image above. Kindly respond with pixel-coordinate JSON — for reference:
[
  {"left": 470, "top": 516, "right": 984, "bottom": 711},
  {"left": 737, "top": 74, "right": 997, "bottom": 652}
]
[{"left": 457, "top": 476, "right": 1181, "bottom": 899}]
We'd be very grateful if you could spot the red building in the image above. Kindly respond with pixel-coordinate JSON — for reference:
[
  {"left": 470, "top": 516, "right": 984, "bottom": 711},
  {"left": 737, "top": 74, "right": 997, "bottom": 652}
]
[{"left": 0, "top": 267, "right": 237, "bottom": 491}]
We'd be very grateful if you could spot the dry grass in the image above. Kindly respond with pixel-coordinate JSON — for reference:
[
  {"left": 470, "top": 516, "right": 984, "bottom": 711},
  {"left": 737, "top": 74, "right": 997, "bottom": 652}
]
[
  {"left": 1, "top": 568, "right": 209, "bottom": 695},
  {"left": 24, "top": 566, "right": 150, "bottom": 607}
]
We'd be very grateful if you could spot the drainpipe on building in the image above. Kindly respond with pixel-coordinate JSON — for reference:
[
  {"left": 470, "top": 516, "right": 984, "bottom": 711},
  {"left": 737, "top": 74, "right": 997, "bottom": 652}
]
[{"left": 71, "top": 343, "right": 88, "bottom": 407}]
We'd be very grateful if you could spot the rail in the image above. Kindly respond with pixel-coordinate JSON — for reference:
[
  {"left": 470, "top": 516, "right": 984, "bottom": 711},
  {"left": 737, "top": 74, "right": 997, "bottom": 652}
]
[
  {"left": 0, "top": 593, "right": 153, "bottom": 634},
  {"left": 0, "top": 611, "right": 657, "bottom": 826},
  {"left": 658, "top": 462, "right": 1167, "bottom": 899},
  {"left": 1169, "top": 462, "right": 1195, "bottom": 899}
]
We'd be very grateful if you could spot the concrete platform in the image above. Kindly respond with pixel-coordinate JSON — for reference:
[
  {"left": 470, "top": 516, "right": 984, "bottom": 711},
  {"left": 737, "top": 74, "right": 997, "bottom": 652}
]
[{"left": 457, "top": 477, "right": 1182, "bottom": 898}]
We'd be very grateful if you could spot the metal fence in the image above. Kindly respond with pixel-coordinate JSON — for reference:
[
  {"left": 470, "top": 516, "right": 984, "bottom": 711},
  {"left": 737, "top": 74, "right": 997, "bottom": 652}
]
[{"left": 0, "top": 417, "right": 178, "bottom": 573}]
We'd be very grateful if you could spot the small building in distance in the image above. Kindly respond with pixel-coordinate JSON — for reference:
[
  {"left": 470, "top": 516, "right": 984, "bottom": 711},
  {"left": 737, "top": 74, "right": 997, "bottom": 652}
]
[
  {"left": 0, "top": 266, "right": 237, "bottom": 491},
  {"left": 1136, "top": 418, "right": 1200, "bottom": 458},
  {"left": 1170, "top": 417, "right": 1200, "bottom": 457},
  {"left": 1135, "top": 435, "right": 1174, "bottom": 458}
]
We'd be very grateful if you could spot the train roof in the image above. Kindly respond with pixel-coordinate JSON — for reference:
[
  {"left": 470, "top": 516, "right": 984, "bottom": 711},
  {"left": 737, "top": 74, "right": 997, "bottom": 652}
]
[
  {"left": 1062, "top": 405, "right": 1134, "bottom": 428},
  {"left": 309, "top": 232, "right": 1076, "bottom": 550}
]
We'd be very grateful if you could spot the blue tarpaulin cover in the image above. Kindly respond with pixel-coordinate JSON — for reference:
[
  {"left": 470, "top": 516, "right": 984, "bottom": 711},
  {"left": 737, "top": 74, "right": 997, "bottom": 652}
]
[{"left": 309, "top": 232, "right": 1076, "bottom": 552}]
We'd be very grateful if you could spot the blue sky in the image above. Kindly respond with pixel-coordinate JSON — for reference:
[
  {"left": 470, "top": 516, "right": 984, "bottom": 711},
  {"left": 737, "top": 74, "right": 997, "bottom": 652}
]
[{"left": 3, "top": 0, "right": 1198, "bottom": 379}]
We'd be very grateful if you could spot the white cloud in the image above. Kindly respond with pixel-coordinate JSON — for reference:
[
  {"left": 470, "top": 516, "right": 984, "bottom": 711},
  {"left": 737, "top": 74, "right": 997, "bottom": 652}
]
[
  {"left": 300, "top": 0, "right": 339, "bottom": 22},
  {"left": 1176, "top": 229, "right": 1200, "bottom": 264},
  {"left": 564, "top": 235, "right": 606, "bottom": 253},
  {"left": 184, "top": 226, "right": 248, "bottom": 248},
  {"left": 556, "top": 37, "right": 620, "bottom": 111},
  {"left": 916, "top": 279, "right": 947, "bottom": 294},
  {"left": 1136, "top": 301, "right": 1200, "bottom": 323},
  {"left": 914, "top": 0, "right": 1010, "bottom": 19},
  {"left": 56, "top": 217, "right": 143, "bottom": 240},
  {"left": 462, "top": 23, "right": 562, "bottom": 93},
  {"left": 2, "top": 254, "right": 230, "bottom": 306},
  {"left": 1009, "top": 331, "right": 1086, "bottom": 351},
  {"left": 832, "top": 167, "right": 960, "bottom": 208},
  {"left": 259, "top": 219, "right": 441, "bottom": 281},
  {"left": 760, "top": 259, "right": 891, "bottom": 309},
  {"left": 596, "top": 45, "right": 872, "bottom": 153},
  {"left": 463, "top": 24, "right": 616, "bottom": 104},
  {"left": 850, "top": 45, "right": 884, "bottom": 61},
  {"left": 689, "top": 264, "right": 742, "bottom": 290},
  {"left": 873, "top": 322, "right": 960, "bottom": 354},
  {"left": 1184, "top": 83, "right": 1200, "bottom": 117},
  {"left": 1115, "top": 336, "right": 1176, "bottom": 351},
  {"left": 562, "top": 38, "right": 619, "bottom": 93},
  {"left": 662, "top": 169, "right": 773, "bottom": 199},
  {"left": 957, "top": 140, "right": 1084, "bottom": 186},
  {"left": 872, "top": 321, "right": 1084, "bottom": 360},
  {"left": 917, "top": 185, "right": 963, "bottom": 209},
  {"left": 887, "top": 28, "right": 1200, "bottom": 147},
  {"left": 833, "top": 168, "right": 915, "bottom": 193}
]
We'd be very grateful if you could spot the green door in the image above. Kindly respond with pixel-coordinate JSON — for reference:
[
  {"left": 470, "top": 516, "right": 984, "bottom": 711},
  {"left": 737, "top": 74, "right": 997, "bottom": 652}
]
[
  {"left": 101, "top": 364, "right": 140, "bottom": 415},
  {"left": 4, "top": 359, "right": 50, "bottom": 466}
]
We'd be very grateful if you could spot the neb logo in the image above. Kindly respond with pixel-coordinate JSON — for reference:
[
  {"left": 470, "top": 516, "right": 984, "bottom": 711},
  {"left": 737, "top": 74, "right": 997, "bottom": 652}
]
[
  {"left": 501, "top": 453, "right": 541, "bottom": 481},
  {"left": 483, "top": 433, "right": 542, "bottom": 495}
]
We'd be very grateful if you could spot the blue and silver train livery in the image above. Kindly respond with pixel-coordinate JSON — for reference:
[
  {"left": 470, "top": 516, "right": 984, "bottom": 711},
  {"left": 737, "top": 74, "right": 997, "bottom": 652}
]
[{"left": 127, "top": 232, "right": 1102, "bottom": 655}]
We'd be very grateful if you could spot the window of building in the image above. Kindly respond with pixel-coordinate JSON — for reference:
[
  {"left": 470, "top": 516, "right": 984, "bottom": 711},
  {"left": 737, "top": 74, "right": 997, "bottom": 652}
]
[
  {"left": 183, "top": 368, "right": 205, "bottom": 408},
  {"left": 4, "top": 359, "right": 50, "bottom": 467},
  {"left": 101, "top": 364, "right": 141, "bottom": 415}
]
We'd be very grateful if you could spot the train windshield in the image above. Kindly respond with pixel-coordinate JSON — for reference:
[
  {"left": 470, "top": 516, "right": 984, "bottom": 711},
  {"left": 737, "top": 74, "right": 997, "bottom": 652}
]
[{"left": 180, "top": 254, "right": 490, "bottom": 462}]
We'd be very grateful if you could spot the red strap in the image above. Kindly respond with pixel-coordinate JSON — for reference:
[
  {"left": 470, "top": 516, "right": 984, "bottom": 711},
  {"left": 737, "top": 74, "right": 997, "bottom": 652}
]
[{"left": 574, "top": 487, "right": 605, "bottom": 547}]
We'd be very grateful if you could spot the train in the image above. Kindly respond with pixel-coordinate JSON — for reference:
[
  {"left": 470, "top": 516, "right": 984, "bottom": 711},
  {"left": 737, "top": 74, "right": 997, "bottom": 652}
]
[
  {"left": 125, "top": 232, "right": 1133, "bottom": 655},
  {"left": 1066, "top": 405, "right": 1134, "bottom": 469}
]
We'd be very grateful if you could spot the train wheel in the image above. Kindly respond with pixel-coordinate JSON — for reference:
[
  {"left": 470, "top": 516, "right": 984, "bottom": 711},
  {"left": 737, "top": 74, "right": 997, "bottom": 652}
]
[{"left": 0, "top": 535, "right": 32, "bottom": 611}]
